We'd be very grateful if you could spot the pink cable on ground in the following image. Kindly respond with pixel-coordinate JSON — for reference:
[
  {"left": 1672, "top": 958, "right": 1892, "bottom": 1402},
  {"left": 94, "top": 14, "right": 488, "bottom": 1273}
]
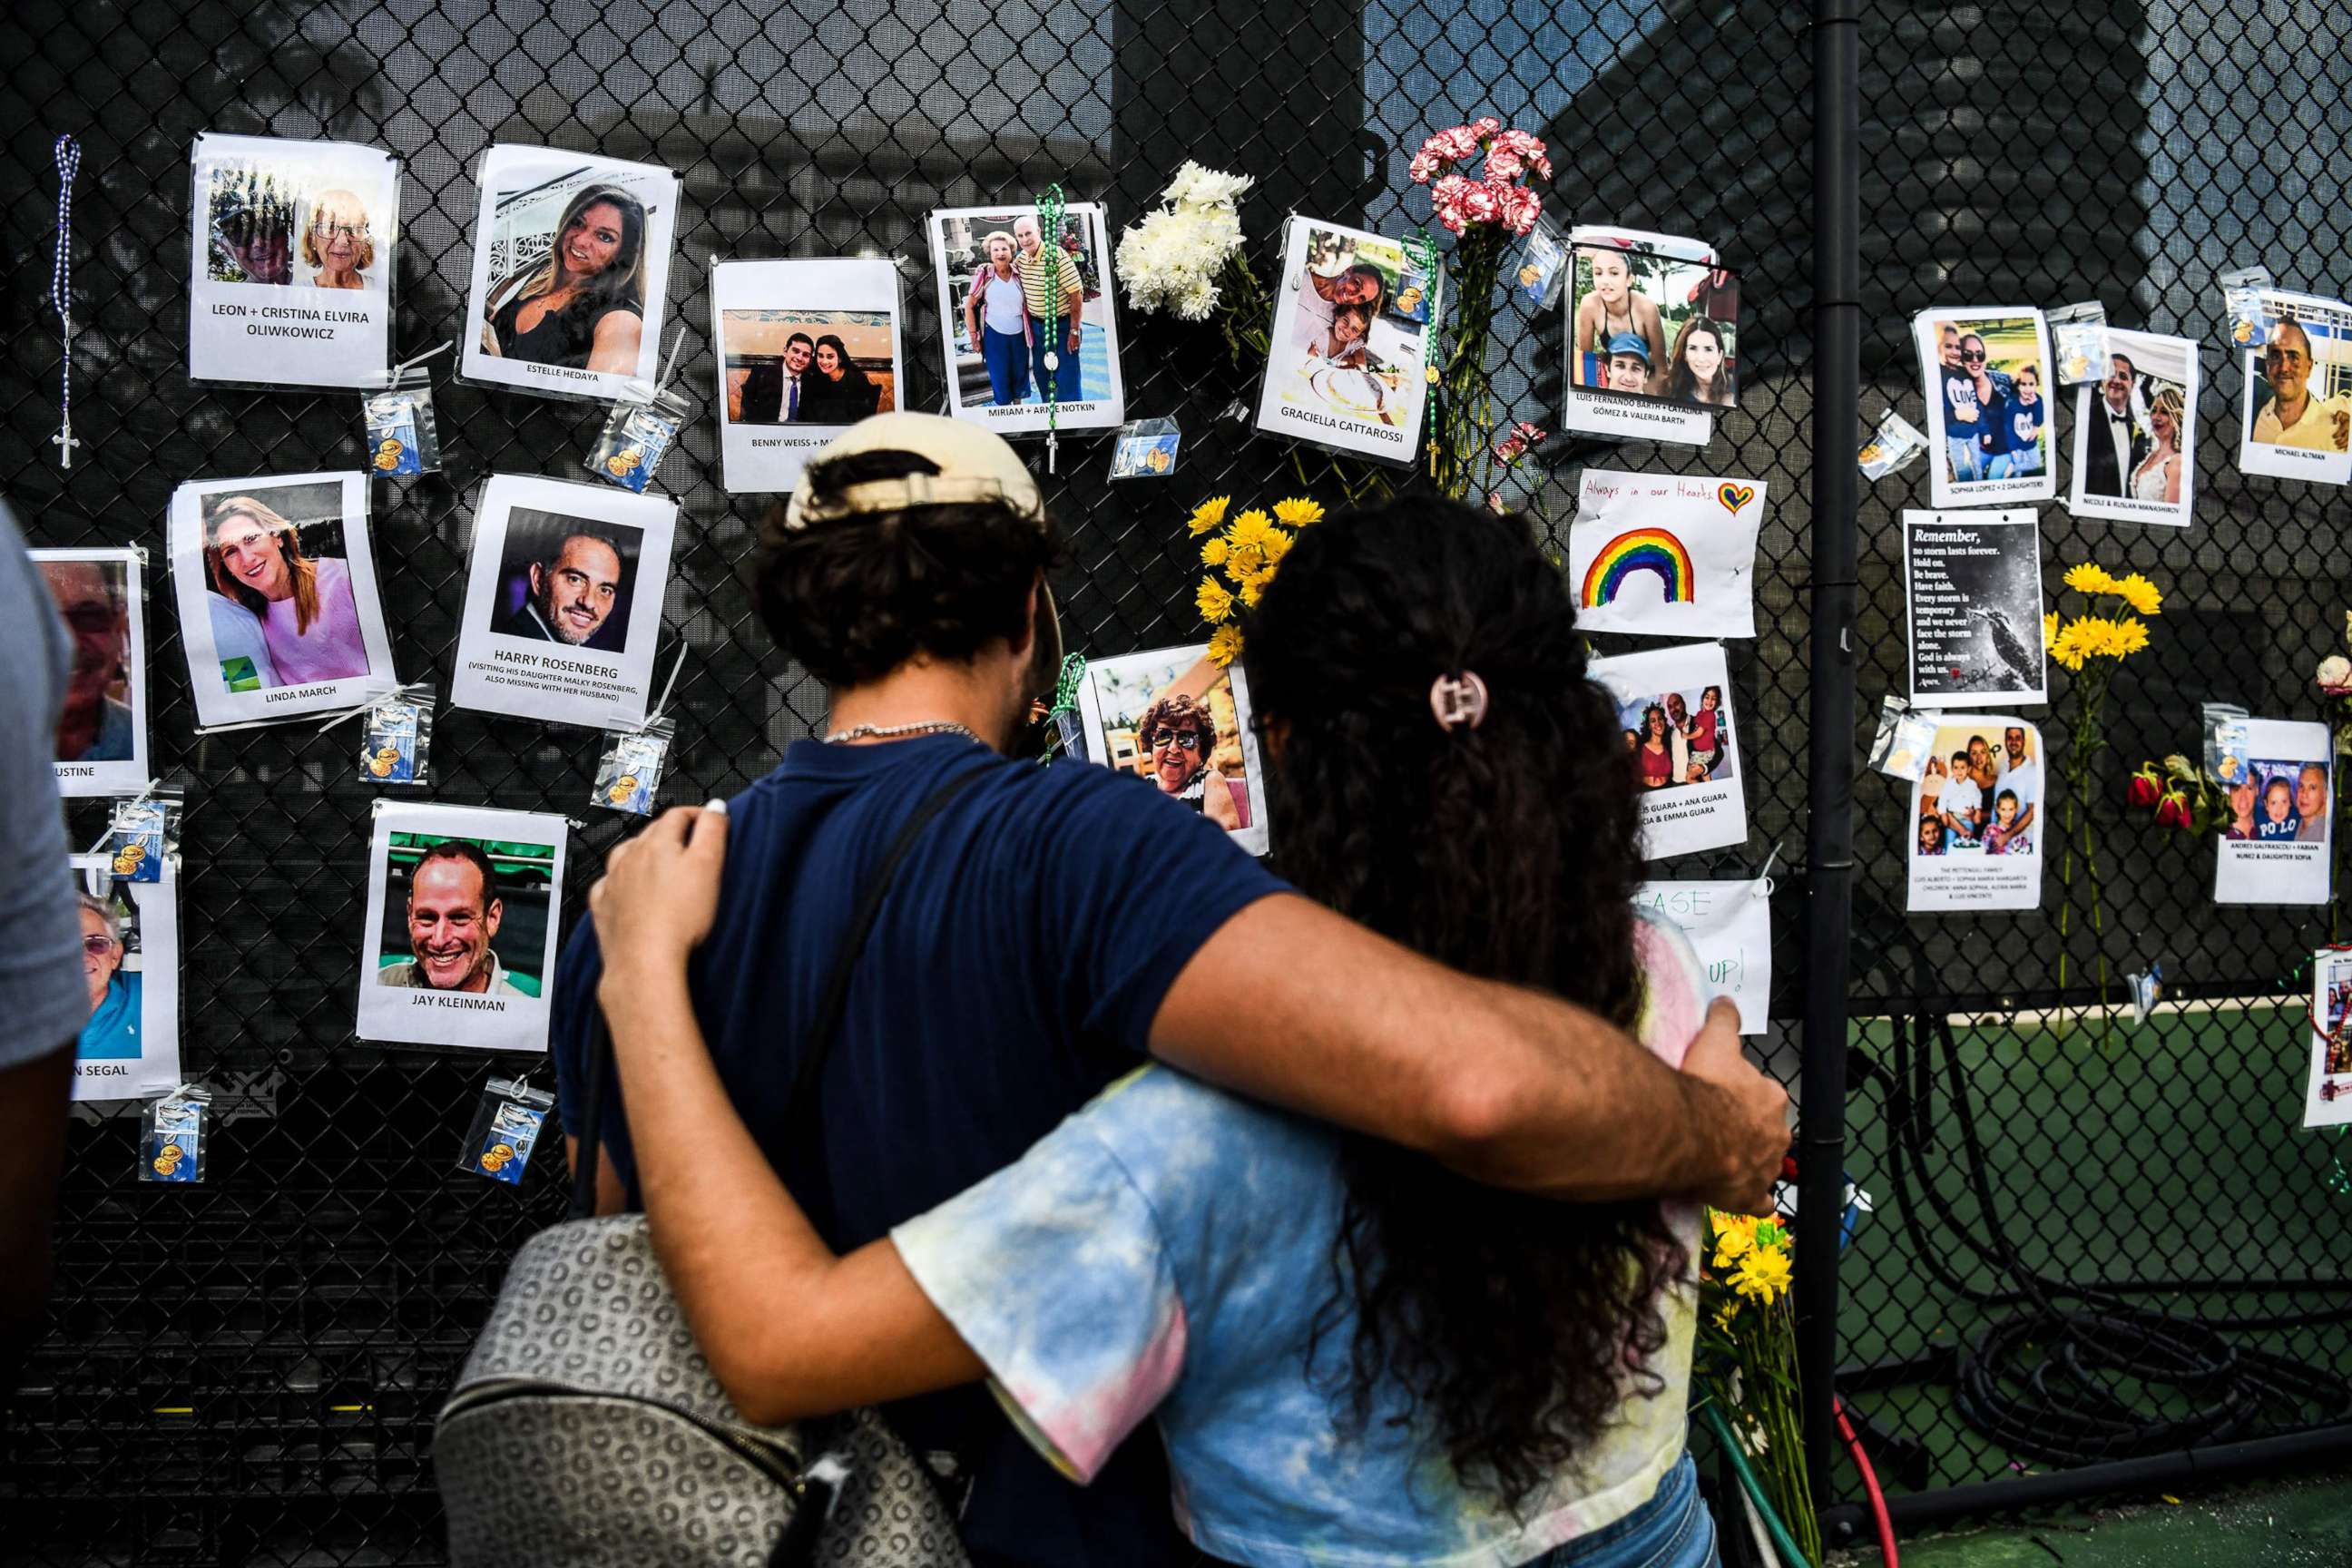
[{"left": 1834, "top": 1396, "right": 1900, "bottom": 1566}]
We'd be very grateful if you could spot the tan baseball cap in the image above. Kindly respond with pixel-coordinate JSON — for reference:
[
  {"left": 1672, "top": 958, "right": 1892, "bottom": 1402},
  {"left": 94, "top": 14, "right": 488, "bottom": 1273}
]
[{"left": 780, "top": 412, "right": 1062, "bottom": 680}]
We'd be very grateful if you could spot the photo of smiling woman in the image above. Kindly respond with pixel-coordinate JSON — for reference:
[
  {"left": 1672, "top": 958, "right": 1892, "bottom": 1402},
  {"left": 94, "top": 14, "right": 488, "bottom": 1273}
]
[
  {"left": 170, "top": 472, "right": 398, "bottom": 729},
  {"left": 460, "top": 145, "right": 680, "bottom": 400},
  {"left": 67, "top": 858, "right": 181, "bottom": 1102},
  {"left": 1074, "top": 643, "right": 1271, "bottom": 856}
]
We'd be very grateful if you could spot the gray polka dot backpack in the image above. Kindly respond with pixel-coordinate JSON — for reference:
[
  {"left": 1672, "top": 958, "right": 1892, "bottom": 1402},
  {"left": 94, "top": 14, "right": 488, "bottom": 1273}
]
[{"left": 436, "top": 779, "right": 980, "bottom": 1566}]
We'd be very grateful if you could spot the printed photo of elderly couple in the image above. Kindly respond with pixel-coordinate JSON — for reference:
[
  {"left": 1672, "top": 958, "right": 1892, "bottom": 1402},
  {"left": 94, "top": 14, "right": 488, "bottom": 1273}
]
[{"left": 934, "top": 207, "right": 1117, "bottom": 411}]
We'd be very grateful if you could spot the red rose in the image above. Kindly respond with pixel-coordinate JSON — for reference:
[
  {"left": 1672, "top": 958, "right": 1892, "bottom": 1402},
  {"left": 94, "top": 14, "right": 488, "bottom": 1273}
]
[
  {"left": 2127, "top": 773, "right": 2161, "bottom": 809},
  {"left": 2154, "top": 791, "right": 2193, "bottom": 830}
]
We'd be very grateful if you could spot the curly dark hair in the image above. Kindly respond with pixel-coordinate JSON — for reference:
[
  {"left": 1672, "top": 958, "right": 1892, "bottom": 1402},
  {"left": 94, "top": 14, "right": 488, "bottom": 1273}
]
[
  {"left": 754, "top": 448, "right": 1064, "bottom": 688},
  {"left": 1132, "top": 691, "right": 1218, "bottom": 782},
  {"left": 1241, "top": 497, "right": 1686, "bottom": 1514}
]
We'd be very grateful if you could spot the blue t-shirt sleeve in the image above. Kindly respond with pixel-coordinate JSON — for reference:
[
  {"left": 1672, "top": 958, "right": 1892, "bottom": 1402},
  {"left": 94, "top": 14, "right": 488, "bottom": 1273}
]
[
  {"left": 890, "top": 1071, "right": 1186, "bottom": 1485},
  {"left": 0, "top": 505, "right": 85, "bottom": 1070},
  {"left": 1024, "top": 770, "right": 1288, "bottom": 1055}
]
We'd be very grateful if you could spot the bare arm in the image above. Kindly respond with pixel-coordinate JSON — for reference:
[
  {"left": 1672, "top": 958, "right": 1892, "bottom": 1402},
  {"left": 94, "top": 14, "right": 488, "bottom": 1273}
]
[
  {"left": 590, "top": 806, "right": 982, "bottom": 1426},
  {"left": 585, "top": 309, "right": 644, "bottom": 376},
  {"left": 1147, "top": 894, "right": 1786, "bottom": 1208}
]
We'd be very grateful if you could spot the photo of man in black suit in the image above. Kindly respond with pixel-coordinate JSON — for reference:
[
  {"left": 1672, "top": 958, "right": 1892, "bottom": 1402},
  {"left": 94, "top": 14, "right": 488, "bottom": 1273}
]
[
  {"left": 735, "top": 332, "right": 815, "bottom": 425},
  {"left": 492, "top": 528, "right": 630, "bottom": 650},
  {"left": 2081, "top": 353, "right": 2147, "bottom": 499}
]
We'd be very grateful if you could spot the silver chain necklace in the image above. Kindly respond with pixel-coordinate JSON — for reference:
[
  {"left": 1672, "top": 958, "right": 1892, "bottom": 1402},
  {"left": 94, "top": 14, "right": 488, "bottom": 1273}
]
[{"left": 821, "top": 719, "right": 985, "bottom": 746}]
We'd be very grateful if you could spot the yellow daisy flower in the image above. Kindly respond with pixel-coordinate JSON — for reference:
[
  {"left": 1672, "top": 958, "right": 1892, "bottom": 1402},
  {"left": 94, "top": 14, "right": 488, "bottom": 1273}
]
[
  {"left": 2114, "top": 617, "right": 2151, "bottom": 655},
  {"left": 1731, "top": 1247, "right": 1793, "bottom": 1303},
  {"left": 2063, "top": 562, "right": 2119, "bottom": 595},
  {"left": 1227, "top": 508, "right": 1279, "bottom": 553},
  {"left": 1260, "top": 530, "right": 1294, "bottom": 568},
  {"left": 2043, "top": 610, "right": 2059, "bottom": 647},
  {"left": 1188, "top": 495, "right": 1232, "bottom": 535},
  {"left": 1195, "top": 577, "right": 1235, "bottom": 624},
  {"left": 1272, "top": 497, "right": 1325, "bottom": 527},
  {"left": 1207, "top": 623, "right": 1244, "bottom": 667},
  {"left": 1224, "top": 544, "right": 1267, "bottom": 584},
  {"left": 1239, "top": 578, "right": 1265, "bottom": 609},
  {"left": 2114, "top": 573, "right": 2163, "bottom": 617},
  {"left": 1200, "top": 537, "right": 1230, "bottom": 567},
  {"left": 1710, "top": 1211, "right": 1759, "bottom": 1267}
]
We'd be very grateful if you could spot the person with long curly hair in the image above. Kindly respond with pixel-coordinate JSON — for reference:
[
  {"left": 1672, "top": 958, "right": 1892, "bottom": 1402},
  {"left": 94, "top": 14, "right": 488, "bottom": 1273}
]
[
  {"left": 588, "top": 495, "right": 1743, "bottom": 1567},
  {"left": 480, "top": 183, "right": 648, "bottom": 374},
  {"left": 203, "top": 495, "right": 368, "bottom": 687}
]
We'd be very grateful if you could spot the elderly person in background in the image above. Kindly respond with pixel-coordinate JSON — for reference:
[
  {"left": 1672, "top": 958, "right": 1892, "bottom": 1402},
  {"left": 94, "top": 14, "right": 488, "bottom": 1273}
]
[
  {"left": 1132, "top": 691, "right": 1245, "bottom": 829},
  {"left": 304, "top": 189, "right": 374, "bottom": 289},
  {"left": 75, "top": 892, "right": 142, "bottom": 1060},
  {"left": 39, "top": 561, "right": 135, "bottom": 762},
  {"left": 2296, "top": 763, "right": 2330, "bottom": 843}
]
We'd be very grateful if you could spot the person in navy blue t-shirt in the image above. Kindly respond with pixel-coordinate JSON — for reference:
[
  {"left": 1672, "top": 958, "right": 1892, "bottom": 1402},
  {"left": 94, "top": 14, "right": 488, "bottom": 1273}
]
[
  {"left": 1989, "top": 363, "right": 2047, "bottom": 479},
  {"left": 548, "top": 414, "right": 1789, "bottom": 1568}
]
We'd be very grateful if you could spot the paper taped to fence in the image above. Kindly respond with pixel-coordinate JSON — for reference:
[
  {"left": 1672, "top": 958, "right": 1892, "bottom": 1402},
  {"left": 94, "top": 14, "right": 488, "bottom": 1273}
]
[
  {"left": 2212, "top": 719, "right": 2330, "bottom": 906},
  {"left": 1590, "top": 642, "right": 1747, "bottom": 860},
  {"left": 1569, "top": 469, "right": 1762, "bottom": 639},
  {"left": 1637, "top": 878, "right": 1770, "bottom": 1034},
  {"left": 1906, "top": 716, "right": 2044, "bottom": 913}
]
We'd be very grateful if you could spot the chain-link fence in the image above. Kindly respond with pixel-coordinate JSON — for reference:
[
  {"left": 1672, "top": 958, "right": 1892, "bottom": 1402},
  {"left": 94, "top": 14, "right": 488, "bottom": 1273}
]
[{"left": 5, "top": 0, "right": 2349, "bottom": 1562}]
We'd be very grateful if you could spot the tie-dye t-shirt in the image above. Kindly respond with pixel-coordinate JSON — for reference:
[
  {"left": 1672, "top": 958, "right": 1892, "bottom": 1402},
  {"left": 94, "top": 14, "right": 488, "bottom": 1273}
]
[{"left": 891, "top": 914, "right": 1710, "bottom": 1568}]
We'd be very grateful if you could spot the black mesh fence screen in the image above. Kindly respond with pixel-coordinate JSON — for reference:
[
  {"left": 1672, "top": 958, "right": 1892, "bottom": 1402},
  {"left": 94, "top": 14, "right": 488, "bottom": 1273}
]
[{"left": 3, "top": 1, "right": 2348, "bottom": 1562}]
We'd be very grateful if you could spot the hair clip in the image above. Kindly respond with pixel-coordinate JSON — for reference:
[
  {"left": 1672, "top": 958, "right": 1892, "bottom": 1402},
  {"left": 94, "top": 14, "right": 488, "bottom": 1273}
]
[{"left": 1429, "top": 671, "right": 1488, "bottom": 731}]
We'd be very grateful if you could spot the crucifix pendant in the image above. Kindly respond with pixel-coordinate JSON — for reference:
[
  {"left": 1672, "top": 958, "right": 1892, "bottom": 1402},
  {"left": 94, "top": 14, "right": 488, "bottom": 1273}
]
[
  {"left": 1045, "top": 427, "right": 1058, "bottom": 475},
  {"left": 53, "top": 413, "right": 76, "bottom": 470}
]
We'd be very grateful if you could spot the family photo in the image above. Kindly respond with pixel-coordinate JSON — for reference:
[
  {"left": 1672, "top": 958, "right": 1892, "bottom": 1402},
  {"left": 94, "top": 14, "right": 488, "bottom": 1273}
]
[
  {"left": 356, "top": 805, "right": 568, "bottom": 1053},
  {"left": 1915, "top": 308, "right": 2057, "bottom": 506},
  {"left": 1567, "top": 243, "right": 1739, "bottom": 409},
  {"left": 169, "top": 473, "right": 397, "bottom": 728},
  {"left": 68, "top": 857, "right": 181, "bottom": 1102},
  {"left": 1075, "top": 645, "right": 1271, "bottom": 857},
  {"left": 1906, "top": 718, "right": 2046, "bottom": 912},
  {"left": 32, "top": 548, "right": 147, "bottom": 795},
  {"left": 1254, "top": 218, "right": 1432, "bottom": 461},
  {"left": 2068, "top": 328, "right": 2199, "bottom": 524},
  {"left": 2238, "top": 290, "right": 2352, "bottom": 485},
  {"left": 2221, "top": 758, "right": 2330, "bottom": 843},
  {"left": 1618, "top": 684, "right": 1736, "bottom": 790},
  {"left": 2308, "top": 954, "right": 2352, "bottom": 1129},
  {"left": 187, "top": 132, "right": 400, "bottom": 387},
  {"left": 1589, "top": 642, "right": 1749, "bottom": 859},
  {"left": 1914, "top": 725, "right": 2040, "bottom": 856},
  {"left": 929, "top": 203, "right": 1124, "bottom": 434},
  {"left": 2213, "top": 720, "right": 2331, "bottom": 906},
  {"left": 460, "top": 146, "right": 681, "bottom": 400}
]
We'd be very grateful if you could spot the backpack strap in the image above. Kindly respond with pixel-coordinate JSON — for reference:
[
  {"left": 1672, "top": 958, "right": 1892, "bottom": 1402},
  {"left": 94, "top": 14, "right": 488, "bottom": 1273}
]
[{"left": 570, "top": 759, "right": 996, "bottom": 1220}]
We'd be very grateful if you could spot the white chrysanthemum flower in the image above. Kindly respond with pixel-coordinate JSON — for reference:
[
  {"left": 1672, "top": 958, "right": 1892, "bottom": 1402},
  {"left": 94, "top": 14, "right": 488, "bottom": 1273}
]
[{"left": 1174, "top": 277, "right": 1220, "bottom": 320}]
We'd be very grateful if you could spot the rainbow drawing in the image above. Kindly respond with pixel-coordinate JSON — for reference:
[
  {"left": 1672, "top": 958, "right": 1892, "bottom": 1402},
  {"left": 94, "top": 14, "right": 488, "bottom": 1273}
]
[{"left": 1582, "top": 527, "right": 1694, "bottom": 607}]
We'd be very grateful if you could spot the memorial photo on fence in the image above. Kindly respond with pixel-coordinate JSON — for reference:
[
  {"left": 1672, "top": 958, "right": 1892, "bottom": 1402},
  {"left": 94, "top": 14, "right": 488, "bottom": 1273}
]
[
  {"left": 711, "top": 258, "right": 905, "bottom": 492},
  {"left": 1253, "top": 218, "right": 1433, "bottom": 462},
  {"left": 2214, "top": 719, "right": 2331, "bottom": 906},
  {"left": 928, "top": 202, "right": 1124, "bottom": 435},
  {"left": 32, "top": 547, "right": 147, "bottom": 797},
  {"left": 187, "top": 132, "right": 400, "bottom": 389},
  {"left": 1914, "top": 307, "right": 2056, "bottom": 507},
  {"left": 459, "top": 144, "right": 681, "bottom": 401},
  {"left": 169, "top": 471, "right": 397, "bottom": 728},
  {"left": 355, "top": 804, "right": 568, "bottom": 1053},
  {"left": 1906, "top": 717, "right": 2044, "bottom": 913},
  {"left": 450, "top": 474, "right": 675, "bottom": 731},
  {"left": 1073, "top": 644, "right": 1271, "bottom": 858},
  {"left": 1902, "top": 508, "right": 2048, "bottom": 707},
  {"left": 1557, "top": 226, "right": 1719, "bottom": 446},
  {"left": 2237, "top": 290, "right": 2352, "bottom": 486},
  {"left": 2067, "top": 327, "right": 2199, "bottom": 525},
  {"left": 2305, "top": 949, "right": 2352, "bottom": 1130},
  {"left": 1567, "top": 242, "right": 1739, "bottom": 410},
  {"left": 68, "top": 856, "right": 181, "bottom": 1102},
  {"left": 1590, "top": 641, "right": 1747, "bottom": 860}
]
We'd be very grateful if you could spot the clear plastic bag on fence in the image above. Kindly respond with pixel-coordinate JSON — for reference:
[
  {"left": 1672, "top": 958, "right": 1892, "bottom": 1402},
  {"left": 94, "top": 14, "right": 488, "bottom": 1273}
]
[
  {"left": 587, "top": 382, "right": 691, "bottom": 495},
  {"left": 592, "top": 715, "right": 676, "bottom": 815},
  {"left": 359, "top": 682, "right": 436, "bottom": 785},
  {"left": 1107, "top": 417, "right": 1181, "bottom": 480},
  {"left": 2125, "top": 963, "right": 2164, "bottom": 1027},
  {"left": 1511, "top": 216, "right": 1571, "bottom": 310},
  {"left": 459, "top": 1077, "right": 554, "bottom": 1187},
  {"left": 2048, "top": 301, "right": 2110, "bottom": 386},
  {"left": 1858, "top": 407, "right": 1928, "bottom": 480},
  {"left": 362, "top": 347, "right": 449, "bottom": 476},
  {"left": 142, "top": 1084, "right": 211, "bottom": 1184},
  {"left": 2220, "top": 264, "right": 2273, "bottom": 348},
  {"left": 1867, "top": 697, "right": 1940, "bottom": 781},
  {"left": 2203, "top": 701, "right": 2250, "bottom": 784},
  {"left": 108, "top": 787, "right": 182, "bottom": 884}
]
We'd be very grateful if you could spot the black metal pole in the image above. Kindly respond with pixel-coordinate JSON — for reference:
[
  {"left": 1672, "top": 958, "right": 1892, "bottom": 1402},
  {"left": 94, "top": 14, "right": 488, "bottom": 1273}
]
[{"left": 1798, "top": 0, "right": 1862, "bottom": 1512}]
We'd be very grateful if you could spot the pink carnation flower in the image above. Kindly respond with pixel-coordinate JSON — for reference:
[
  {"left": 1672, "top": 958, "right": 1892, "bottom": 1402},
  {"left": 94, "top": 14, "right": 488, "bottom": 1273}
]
[
  {"left": 1500, "top": 184, "right": 1543, "bottom": 236},
  {"left": 1408, "top": 151, "right": 1438, "bottom": 184},
  {"left": 1485, "top": 148, "right": 1524, "bottom": 182}
]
